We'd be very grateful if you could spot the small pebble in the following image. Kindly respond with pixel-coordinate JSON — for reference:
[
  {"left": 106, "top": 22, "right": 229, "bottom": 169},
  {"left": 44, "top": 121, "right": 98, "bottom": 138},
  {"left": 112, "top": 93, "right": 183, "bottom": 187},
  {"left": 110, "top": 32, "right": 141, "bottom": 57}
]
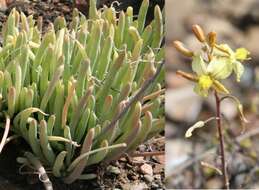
[
  {"left": 154, "top": 174, "right": 161, "bottom": 180},
  {"left": 151, "top": 182, "right": 159, "bottom": 188},
  {"left": 107, "top": 166, "right": 121, "bottom": 175},
  {"left": 140, "top": 163, "right": 153, "bottom": 176},
  {"left": 144, "top": 174, "right": 154, "bottom": 183}
]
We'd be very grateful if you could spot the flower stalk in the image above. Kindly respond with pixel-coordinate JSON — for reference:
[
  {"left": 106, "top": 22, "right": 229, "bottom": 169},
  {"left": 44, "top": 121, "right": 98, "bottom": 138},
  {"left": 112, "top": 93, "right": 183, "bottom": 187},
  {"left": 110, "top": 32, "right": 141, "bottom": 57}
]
[
  {"left": 214, "top": 91, "right": 229, "bottom": 190},
  {"left": 175, "top": 24, "right": 249, "bottom": 189}
]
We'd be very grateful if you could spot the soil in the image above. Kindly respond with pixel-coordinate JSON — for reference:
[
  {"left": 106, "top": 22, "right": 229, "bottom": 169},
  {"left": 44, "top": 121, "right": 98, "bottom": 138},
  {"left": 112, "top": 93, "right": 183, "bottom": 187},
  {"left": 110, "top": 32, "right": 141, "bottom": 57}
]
[
  {"left": 0, "top": 0, "right": 165, "bottom": 32},
  {"left": 0, "top": 137, "right": 165, "bottom": 190},
  {"left": 0, "top": 1, "right": 165, "bottom": 189}
]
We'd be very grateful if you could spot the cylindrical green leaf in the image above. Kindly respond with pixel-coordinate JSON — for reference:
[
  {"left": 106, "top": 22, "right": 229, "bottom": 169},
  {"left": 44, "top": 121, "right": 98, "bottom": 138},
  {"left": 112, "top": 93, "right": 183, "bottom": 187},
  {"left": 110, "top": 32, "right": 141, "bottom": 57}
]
[
  {"left": 7, "top": 87, "right": 16, "bottom": 117},
  {"left": 39, "top": 119, "right": 56, "bottom": 165},
  {"left": 137, "top": 0, "right": 149, "bottom": 33},
  {"left": 53, "top": 151, "right": 67, "bottom": 177},
  {"left": 28, "top": 119, "right": 45, "bottom": 161}
]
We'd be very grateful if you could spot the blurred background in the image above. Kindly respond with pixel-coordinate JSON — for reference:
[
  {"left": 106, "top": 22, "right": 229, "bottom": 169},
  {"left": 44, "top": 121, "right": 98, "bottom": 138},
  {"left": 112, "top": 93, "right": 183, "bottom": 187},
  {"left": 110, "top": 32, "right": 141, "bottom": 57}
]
[{"left": 165, "top": 0, "right": 259, "bottom": 189}]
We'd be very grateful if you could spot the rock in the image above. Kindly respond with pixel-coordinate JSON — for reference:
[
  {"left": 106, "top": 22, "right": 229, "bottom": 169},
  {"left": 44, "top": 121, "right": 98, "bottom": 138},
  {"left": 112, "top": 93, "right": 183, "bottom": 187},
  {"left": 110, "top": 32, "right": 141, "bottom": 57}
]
[
  {"left": 165, "top": 122, "right": 178, "bottom": 137},
  {"left": 153, "top": 180, "right": 165, "bottom": 190},
  {"left": 151, "top": 182, "right": 160, "bottom": 189},
  {"left": 166, "top": 0, "right": 196, "bottom": 40},
  {"left": 234, "top": 173, "right": 246, "bottom": 188},
  {"left": 144, "top": 174, "right": 154, "bottom": 183},
  {"left": 153, "top": 164, "right": 164, "bottom": 174},
  {"left": 166, "top": 86, "right": 202, "bottom": 122},
  {"left": 205, "top": 178, "right": 223, "bottom": 189},
  {"left": 165, "top": 43, "right": 187, "bottom": 72},
  {"left": 166, "top": 174, "right": 188, "bottom": 189},
  {"left": 126, "top": 163, "right": 133, "bottom": 169},
  {"left": 0, "top": 0, "right": 7, "bottom": 11},
  {"left": 107, "top": 165, "right": 121, "bottom": 175},
  {"left": 210, "top": 0, "right": 257, "bottom": 20},
  {"left": 228, "top": 152, "right": 253, "bottom": 175},
  {"left": 250, "top": 182, "right": 259, "bottom": 189},
  {"left": 119, "top": 157, "right": 127, "bottom": 162},
  {"left": 132, "top": 156, "right": 144, "bottom": 163},
  {"left": 154, "top": 174, "right": 161, "bottom": 180},
  {"left": 240, "top": 66, "right": 254, "bottom": 88},
  {"left": 122, "top": 183, "right": 148, "bottom": 190},
  {"left": 138, "top": 144, "right": 146, "bottom": 152},
  {"left": 246, "top": 26, "right": 259, "bottom": 60},
  {"left": 154, "top": 155, "right": 165, "bottom": 165},
  {"left": 165, "top": 139, "right": 192, "bottom": 177},
  {"left": 250, "top": 2, "right": 259, "bottom": 21},
  {"left": 140, "top": 163, "right": 153, "bottom": 176},
  {"left": 207, "top": 94, "right": 238, "bottom": 120},
  {"left": 166, "top": 69, "right": 190, "bottom": 89}
]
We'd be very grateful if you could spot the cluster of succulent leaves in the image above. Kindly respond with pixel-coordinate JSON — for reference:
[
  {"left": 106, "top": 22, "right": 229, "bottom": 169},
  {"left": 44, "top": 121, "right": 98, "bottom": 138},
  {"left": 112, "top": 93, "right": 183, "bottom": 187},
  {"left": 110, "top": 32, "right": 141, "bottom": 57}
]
[{"left": 0, "top": 0, "right": 164, "bottom": 183}]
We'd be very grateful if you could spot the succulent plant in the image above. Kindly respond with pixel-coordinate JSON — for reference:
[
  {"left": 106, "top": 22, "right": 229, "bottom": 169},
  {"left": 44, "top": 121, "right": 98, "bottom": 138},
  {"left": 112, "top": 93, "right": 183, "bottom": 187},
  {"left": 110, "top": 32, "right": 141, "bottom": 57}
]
[{"left": 0, "top": 0, "right": 164, "bottom": 186}]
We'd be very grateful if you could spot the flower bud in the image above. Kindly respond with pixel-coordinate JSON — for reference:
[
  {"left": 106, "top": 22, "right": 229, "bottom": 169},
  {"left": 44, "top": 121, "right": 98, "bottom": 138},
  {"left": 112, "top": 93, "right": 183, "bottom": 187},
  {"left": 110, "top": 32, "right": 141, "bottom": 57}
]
[
  {"left": 173, "top": 41, "right": 194, "bottom": 57},
  {"left": 237, "top": 103, "right": 249, "bottom": 123},
  {"left": 176, "top": 70, "right": 198, "bottom": 82},
  {"left": 185, "top": 121, "right": 205, "bottom": 138},
  {"left": 192, "top": 25, "right": 206, "bottom": 42},
  {"left": 208, "top": 31, "right": 217, "bottom": 47}
]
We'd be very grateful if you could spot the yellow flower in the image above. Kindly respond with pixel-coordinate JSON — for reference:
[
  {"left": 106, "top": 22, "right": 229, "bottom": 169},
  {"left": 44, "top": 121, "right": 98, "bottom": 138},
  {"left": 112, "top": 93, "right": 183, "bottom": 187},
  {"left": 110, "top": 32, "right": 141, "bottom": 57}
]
[
  {"left": 199, "top": 75, "right": 213, "bottom": 90},
  {"left": 190, "top": 55, "right": 230, "bottom": 97},
  {"left": 235, "top": 48, "right": 250, "bottom": 60},
  {"left": 214, "top": 44, "right": 250, "bottom": 81},
  {"left": 194, "top": 75, "right": 213, "bottom": 97},
  {"left": 174, "top": 36, "right": 249, "bottom": 97}
]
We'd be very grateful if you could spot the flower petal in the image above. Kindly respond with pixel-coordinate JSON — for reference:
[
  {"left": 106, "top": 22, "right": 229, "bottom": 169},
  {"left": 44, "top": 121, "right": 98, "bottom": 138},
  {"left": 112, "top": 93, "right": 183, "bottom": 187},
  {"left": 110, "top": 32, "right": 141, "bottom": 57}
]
[
  {"left": 194, "top": 83, "right": 209, "bottom": 97},
  {"left": 235, "top": 48, "right": 250, "bottom": 61},
  {"left": 207, "top": 57, "right": 232, "bottom": 80},
  {"left": 191, "top": 54, "right": 207, "bottom": 75},
  {"left": 233, "top": 61, "right": 244, "bottom": 82},
  {"left": 198, "top": 75, "right": 213, "bottom": 89}
]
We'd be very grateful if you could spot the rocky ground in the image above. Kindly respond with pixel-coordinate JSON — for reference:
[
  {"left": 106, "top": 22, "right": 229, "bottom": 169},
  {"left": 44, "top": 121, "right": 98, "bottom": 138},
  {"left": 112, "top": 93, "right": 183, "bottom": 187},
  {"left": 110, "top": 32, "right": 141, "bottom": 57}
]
[
  {"left": 0, "top": 1, "right": 165, "bottom": 190},
  {"left": 166, "top": 0, "right": 259, "bottom": 189},
  {"left": 0, "top": 137, "right": 165, "bottom": 190}
]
